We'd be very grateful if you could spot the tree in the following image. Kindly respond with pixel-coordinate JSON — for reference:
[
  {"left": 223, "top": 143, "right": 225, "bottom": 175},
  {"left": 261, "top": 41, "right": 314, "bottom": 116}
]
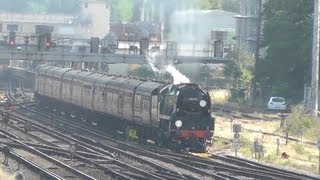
[
  {"left": 0, "top": 0, "right": 81, "bottom": 14},
  {"left": 132, "top": 0, "right": 143, "bottom": 21},
  {"left": 110, "top": 0, "right": 134, "bottom": 22},
  {"left": 128, "top": 64, "right": 156, "bottom": 79},
  {"left": 258, "top": 0, "right": 313, "bottom": 100},
  {"left": 211, "top": 0, "right": 240, "bottom": 13},
  {"left": 46, "top": 0, "right": 81, "bottom": 14},
  {"left": 224, "top": 48, "right": 254, "bottom": 101},
  {"left": 197, "top": 0, "right": 211, "bottom": 10},
  {"left": 285, "top": 105, "right": 318, "bottom": 138}
]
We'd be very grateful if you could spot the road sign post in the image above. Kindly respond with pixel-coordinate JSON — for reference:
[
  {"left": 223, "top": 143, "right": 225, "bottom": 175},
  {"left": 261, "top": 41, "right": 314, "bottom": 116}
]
[
  {"left": 233, "top": 124, "right": 241, "bottom": 157},
  {"left": 276, "top": 138, "right": 280, "bottom": 157}
]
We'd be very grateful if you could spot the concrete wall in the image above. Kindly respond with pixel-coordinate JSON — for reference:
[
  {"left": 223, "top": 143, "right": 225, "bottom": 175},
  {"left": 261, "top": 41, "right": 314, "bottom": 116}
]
[
  {"left": 170, "top": 10, "right": 237, "bottom": 43},
  {"left": 81, "top": 1, "right": 110, "bottom": 38}
]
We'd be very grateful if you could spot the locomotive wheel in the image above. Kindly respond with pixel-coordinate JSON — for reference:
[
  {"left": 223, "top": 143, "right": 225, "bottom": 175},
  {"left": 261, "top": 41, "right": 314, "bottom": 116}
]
[
  {"left": 171, "top": 140, "right": 183, "bottom": 153},
  {"left": 137, "top": 132, "right": 144, "bottom": 143},
  {"left": 194, "top": 138, "right": 207, "bottom": 153},
  {"left": 154, "top": 129, "right": 163, "bottom": 147},
  {"left": 124, "top": 125, "right": 130, "bottom": 141},
  {"left": 137, "top": 126, "right": 147, "bottom": 144}
]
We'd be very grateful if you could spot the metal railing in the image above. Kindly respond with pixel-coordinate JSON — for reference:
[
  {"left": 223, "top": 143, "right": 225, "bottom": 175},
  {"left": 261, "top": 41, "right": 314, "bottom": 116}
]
[{"left": 0, "top": 13, "right": 74, "bottom": 24}]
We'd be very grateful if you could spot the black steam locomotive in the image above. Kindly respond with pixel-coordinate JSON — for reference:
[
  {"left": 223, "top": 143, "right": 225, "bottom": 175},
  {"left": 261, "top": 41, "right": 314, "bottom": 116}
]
[{"left": 35, "top": 65, "right": 214, "bottom": 152}]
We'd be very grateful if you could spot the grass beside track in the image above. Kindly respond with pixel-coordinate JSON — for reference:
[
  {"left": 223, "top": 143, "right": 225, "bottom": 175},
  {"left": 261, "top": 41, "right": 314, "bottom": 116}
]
[
  {"left": 0, "top": 169, "right": 14, "bottom": 180},
  {"left": 213, "top": 116, "right": 320, "bottom": 176}
]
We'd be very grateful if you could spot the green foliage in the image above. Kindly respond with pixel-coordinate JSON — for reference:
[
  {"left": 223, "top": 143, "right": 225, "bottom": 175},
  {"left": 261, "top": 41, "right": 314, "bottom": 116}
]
[
  {"left": 110, "top": 0, "right": 134, "bottom": 22},
  {"left": 211, "top": 0, "right": 240, "bottom": 13},
  {"left": 197, "top": 0, "right": 212, "bottom": 10},
  {"left": 224, "top": 48, "right": 254, "bottom": 101},
  {"left": 208, "top": 89, "right": 230, "bottom": 104},
  {"left": 46, "top": 0, "right": 81, "bottom": 14},
  {"left": 285, "top": 105, "right": 317, "bottom": 137},
  {"left": 239, "top": 133, "right": 253, "bottom": 156},
  {"left": 293, "top": 143, "right": 305, "bottom": 156},
  {"left": 214, "top": 138, "right": 227, "bottom": 149},
  {"left": 258, "top": 0, "right": 313, "bottom": 99},
  {"left": 128, "top": 65, "right": 156, "bottom": 79},
  {"left": 263, "top": 154, "right": 277, "bottom": 163},
  {"left": 0, "top": 0, "right": 81, "bottom": 14},
  {"left": 27, "top": 1, "right": 47, "bottom": 14}
]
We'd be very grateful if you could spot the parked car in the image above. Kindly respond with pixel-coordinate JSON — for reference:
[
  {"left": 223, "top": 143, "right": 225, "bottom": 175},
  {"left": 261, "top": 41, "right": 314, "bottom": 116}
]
[
  {"left": 0, "top": 98, "right": 7, "bottom": 106},
  {"left": 267, "top": 97, "right": 286, "bottom": 111}
]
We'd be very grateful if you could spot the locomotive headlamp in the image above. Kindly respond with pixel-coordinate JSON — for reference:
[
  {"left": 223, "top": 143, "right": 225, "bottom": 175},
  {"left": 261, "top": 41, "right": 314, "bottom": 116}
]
[
  {"left": 199, "top": 100, "right": 207, "bottom": 107},
  {"left": 175, "top": 120, "right": 182, "bottom": 128}
]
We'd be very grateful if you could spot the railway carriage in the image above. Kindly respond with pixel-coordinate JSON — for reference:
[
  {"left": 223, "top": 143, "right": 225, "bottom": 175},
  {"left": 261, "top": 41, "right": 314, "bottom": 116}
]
[
  {"left": 81, "top": 73, "right": 104, "bottom": 110},
  {"left": 35, "top": 65, "right": 214, "bottom": 152}
]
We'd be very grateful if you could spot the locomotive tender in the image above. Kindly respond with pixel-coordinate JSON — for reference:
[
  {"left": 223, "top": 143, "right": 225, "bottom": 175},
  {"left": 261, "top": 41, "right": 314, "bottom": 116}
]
[{"left": 35, "top": 65, "right": 214, "bottom": 152}]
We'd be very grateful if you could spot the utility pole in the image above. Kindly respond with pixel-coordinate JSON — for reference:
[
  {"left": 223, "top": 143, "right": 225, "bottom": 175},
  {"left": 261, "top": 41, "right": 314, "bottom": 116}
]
[
  {"left": 311, "top": 0, "right": 320, "bottom": 116},
  {"left": 253, "top": 0, "right": 262, "bottom": 105}
]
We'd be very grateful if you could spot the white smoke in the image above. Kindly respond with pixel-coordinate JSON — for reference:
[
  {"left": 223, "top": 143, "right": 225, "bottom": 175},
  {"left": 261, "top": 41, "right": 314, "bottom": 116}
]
[
  {"left": 146, "top": 51, "right": 190, "bottom": 84},
  {"left": 165, "top": 65, "right": 190, "bottom": 84},
  {"left": 146, "top": 51, "right": 160, "bottom": 72}
]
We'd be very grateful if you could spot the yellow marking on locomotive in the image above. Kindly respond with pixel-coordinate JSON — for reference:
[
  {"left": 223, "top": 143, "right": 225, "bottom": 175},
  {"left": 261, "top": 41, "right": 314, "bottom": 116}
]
[{"left": 128, "top": 129, "right": 137, "bottom": 140}]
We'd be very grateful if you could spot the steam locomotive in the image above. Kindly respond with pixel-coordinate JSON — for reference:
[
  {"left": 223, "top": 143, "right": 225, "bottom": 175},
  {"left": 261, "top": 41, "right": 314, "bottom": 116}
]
[{"left": 35, "top": 65, "right": 214, "bottom": 152}]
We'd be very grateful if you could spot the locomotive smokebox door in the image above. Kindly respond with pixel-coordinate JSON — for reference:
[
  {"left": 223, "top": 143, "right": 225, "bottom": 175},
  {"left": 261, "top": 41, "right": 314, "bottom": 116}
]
[{"left": 233, "top": 124, "right": 241, "bottom": 133}]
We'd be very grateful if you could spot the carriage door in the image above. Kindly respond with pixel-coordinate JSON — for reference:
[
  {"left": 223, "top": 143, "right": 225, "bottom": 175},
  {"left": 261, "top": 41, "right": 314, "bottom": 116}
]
[{"left": 118, "top": 91, "right": 124, "bottom": 118}]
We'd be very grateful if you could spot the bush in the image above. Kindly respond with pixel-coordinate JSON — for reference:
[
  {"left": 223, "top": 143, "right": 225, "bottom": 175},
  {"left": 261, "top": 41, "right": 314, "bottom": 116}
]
[
  {"left": 239, "top": 133, "right": 253, "bottom": 156},
  {"left": 128, "top": 65, "right": 156, "bottom": 79},
  {"left": 209, "top": 89, "right": 230, "bottom": 104},
  {"left": 293, "top": 143, "right": 305, "bottom": 156},
  {"left": 285, "top": 105, "right": 318, "bottom": 138},
  {"left": 263, "top": 154, "right": 278, "bottom": 163}
]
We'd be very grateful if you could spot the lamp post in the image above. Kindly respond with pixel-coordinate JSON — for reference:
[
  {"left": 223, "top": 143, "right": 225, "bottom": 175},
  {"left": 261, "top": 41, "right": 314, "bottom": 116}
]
[
  {"left": 252, "top": 0, "right": 262, "bottom": 105},
  {"left": 311, "top": 0, "right": 320, "bottom": 116}
]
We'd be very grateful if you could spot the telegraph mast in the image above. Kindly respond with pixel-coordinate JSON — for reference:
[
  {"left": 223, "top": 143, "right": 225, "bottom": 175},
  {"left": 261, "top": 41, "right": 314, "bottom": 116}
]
[{"left": 311, "top": 0, "right": 320, "bottom": 116}]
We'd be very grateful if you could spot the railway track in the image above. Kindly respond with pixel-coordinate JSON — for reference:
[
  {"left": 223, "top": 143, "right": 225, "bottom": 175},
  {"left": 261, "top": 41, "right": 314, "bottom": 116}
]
[
  {"left": 6, "top": 86, "right": 318, "bottom": 179},
  {"left": 14, "top": 103, "right": 319, "bottom": 180},
  {"left": 212, "top": 106, "right": 280, "bottom": 121},
  {"left": 15, "top": 105, "right": 220, "bottom": 179},
  {"left": 4, "top": 110, "right": 173, "bottom": 180},
  {"left": 18, "top": 81, "right": 31, "bottom": 103},
  {"left": 135, "top": 144, "right": 319, "bottom": 180},
  {"left": 5, "top": 85, "right": 192, "bottom": 179},
  {"left": 1, "top": 114, "right": 128, "bottom": 179}
]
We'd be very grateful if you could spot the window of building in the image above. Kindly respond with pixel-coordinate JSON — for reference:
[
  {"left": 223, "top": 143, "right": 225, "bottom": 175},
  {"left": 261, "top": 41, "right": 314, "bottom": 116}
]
[
  {"left": 85, "top": 3, "right": 88, "bottom": 8},
  {"left": 0, "top": 24, "right": 2, "bottom": 32},
  {"left": 7, "top": 24, "right": 18, "bottom": 31},
  {"left": 105, "top": 3, "right": 109, "bottom": 9}
]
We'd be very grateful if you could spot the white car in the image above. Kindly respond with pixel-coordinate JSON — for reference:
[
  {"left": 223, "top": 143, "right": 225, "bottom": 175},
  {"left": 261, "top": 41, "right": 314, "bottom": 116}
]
[{"left": 267, "top": 97, "right": 286, "bottom": 110}]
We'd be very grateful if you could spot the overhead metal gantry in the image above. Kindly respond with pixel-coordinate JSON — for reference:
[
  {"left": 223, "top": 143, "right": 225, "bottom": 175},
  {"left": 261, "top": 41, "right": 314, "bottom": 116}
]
[
  {"left": 0, "top": 44, "right": 231, "bottom": 64},
  {"left": 0, "top": 49, "right": 147, "bottom": 64}
]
